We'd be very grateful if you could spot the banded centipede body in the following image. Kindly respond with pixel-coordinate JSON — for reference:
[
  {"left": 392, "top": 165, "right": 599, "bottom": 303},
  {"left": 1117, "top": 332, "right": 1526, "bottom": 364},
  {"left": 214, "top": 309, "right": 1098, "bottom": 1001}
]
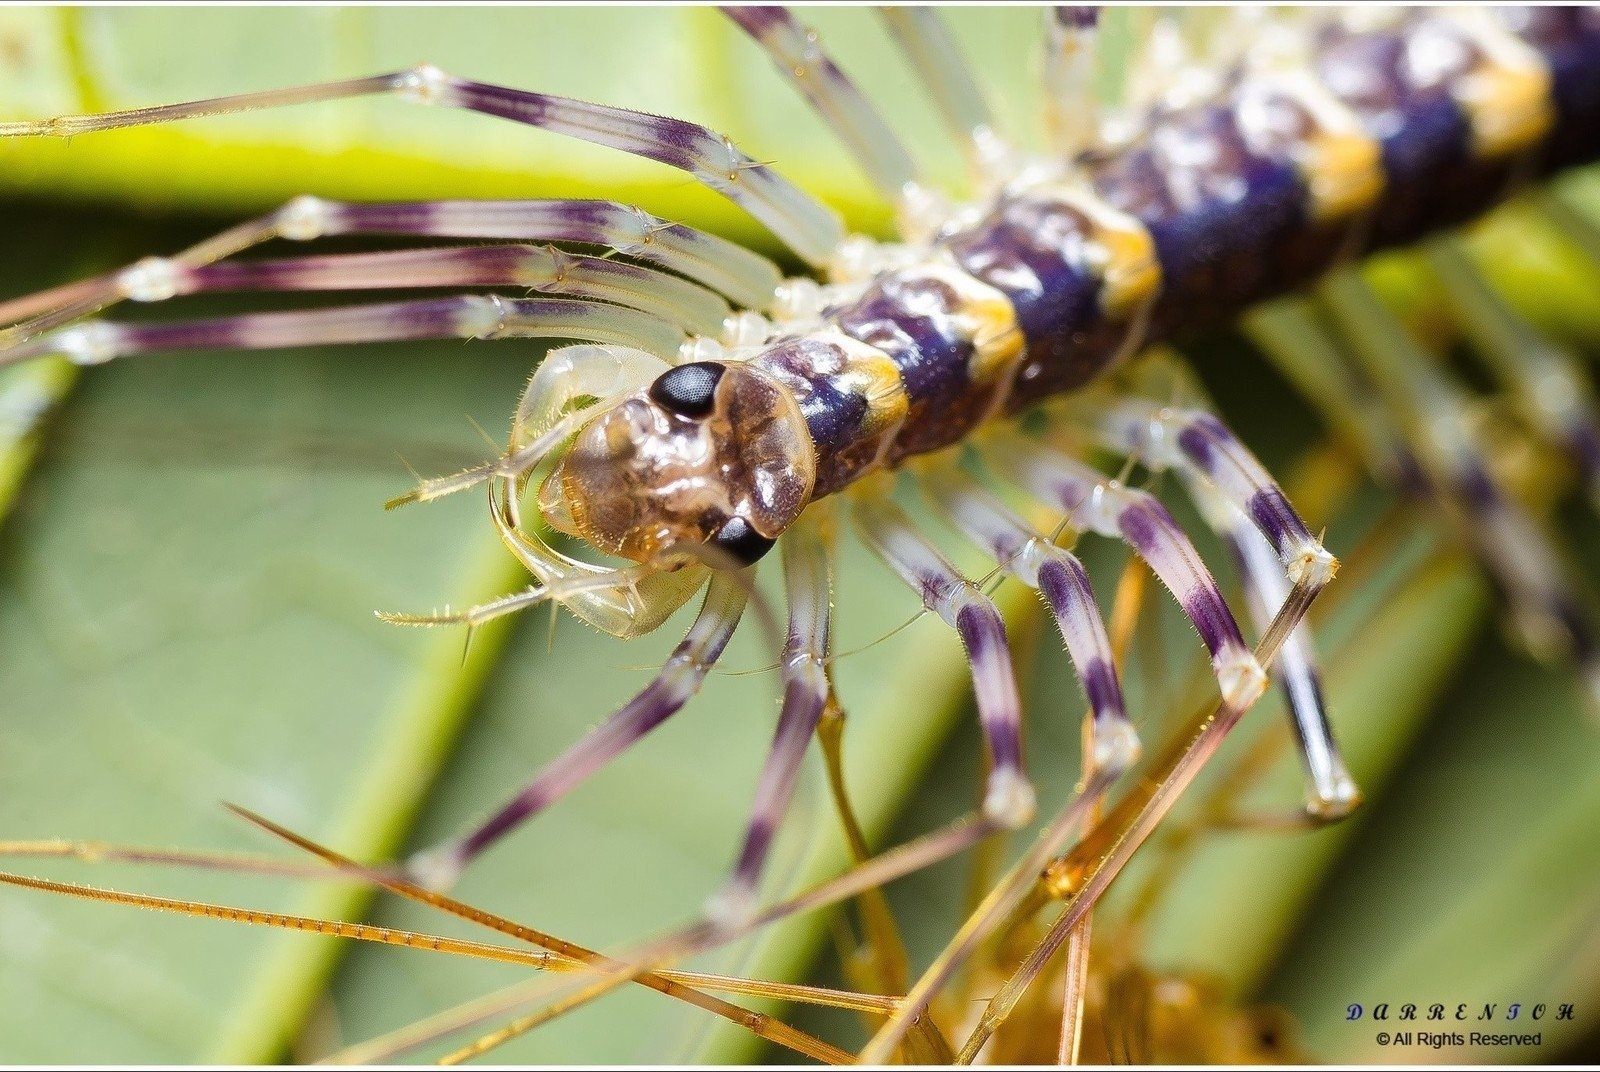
[{"left": 1, "top": 7, "right": 1599, "bottom": 1063}]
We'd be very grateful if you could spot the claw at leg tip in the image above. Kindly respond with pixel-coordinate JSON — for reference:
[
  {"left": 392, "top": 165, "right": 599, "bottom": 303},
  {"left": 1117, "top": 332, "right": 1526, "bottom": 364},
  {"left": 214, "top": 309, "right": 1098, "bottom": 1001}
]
[
  {"left": 1218, "top": 650, "right": 1269, "bottom": 711},
  {"left": 1091, "top": 720, "right": 1142, "bottom": 776},
  {"left": 405, "top": 845, "right": 465, "bottom": 893},
  {"left": 1290, "top": 544, "right": 1340, "bottom": 589},
  {"left": 983, "top": 767, "right": 1038, "bottom": 829},
  {"left": 1306, "top": 772, "right": 1363, "bottom": 823},
  {"left": 703, "top": 881, "right": 758, "bottom": 935}
]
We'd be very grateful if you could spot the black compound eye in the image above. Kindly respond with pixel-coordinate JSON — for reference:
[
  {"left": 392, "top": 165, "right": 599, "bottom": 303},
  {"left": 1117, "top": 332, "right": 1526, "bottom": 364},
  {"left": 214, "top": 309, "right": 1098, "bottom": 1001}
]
[
  {"left": 648, "top": 361, "right": 725, "bottom": 419},
  {"left": 709, "top": 515, "right": 776, "bottom": 566}
]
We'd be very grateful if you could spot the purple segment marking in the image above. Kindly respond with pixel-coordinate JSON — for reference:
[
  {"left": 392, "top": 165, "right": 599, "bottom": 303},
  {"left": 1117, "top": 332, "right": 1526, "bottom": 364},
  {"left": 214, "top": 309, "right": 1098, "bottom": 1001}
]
[
  {"left": 730, "top": 677, "right": 826, "bottom": 885},
  {"left": 443, "top": 582, "right": 744, "bottom": 869},
  {"left": 955, "top": 602, "right": 1023, "bottom": 773},
  {"left": 120, "top": 298, "right": 469, "bottom": 353},
  {"left": 1566, "top": 420, "right": 1600, "bottom": 487},
  {"left": 1055, "top": 6, "right": 1099, "bottom": 30},
  {"left": 457, "top": 674, "right": 685, "bottom": 861},
  {"left": 1079, "top": 658, "right": 1123, "bottom": 723},
  {"left": 1181, "top": 585, "right": 1240, "bottom": 660},
  {"left": 1246, "top": 487, "right": 1313, "bottom": 557},
  {"left": 1035, "top": 557, "right": 1126, "bottom": 724}
]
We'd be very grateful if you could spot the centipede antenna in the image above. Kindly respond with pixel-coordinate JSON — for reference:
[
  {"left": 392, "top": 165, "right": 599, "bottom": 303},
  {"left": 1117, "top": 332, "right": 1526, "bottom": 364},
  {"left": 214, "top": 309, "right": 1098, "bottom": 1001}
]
[
  {"left": 722, "top": 7, "right": 924, "bottom": 213},
  {"left": 1426, "top": 237, "right": 1600, "bottom": 511},
  {"left": 1319, "top": 269, "right": 1600, "bottom": 710},
  {"left": 878, "top": 7, "right": 1012, "bottom": 182},
  {"left": 405, "top": 572, "right": 749, "bottom": 889},
  {"left": 0, "top": 70, "right": 844, "bottom": 267}
]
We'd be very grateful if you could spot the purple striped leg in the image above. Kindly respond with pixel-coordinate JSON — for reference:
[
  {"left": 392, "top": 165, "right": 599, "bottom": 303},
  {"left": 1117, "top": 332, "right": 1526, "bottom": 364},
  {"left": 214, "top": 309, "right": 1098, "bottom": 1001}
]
[
  {"left": 724, "top": 7, "right": 922, "bottom": 207},
  {"left": 0, "top": 69, "right": 844, "bottom": 266},
  {"left": 1189, "top": 479, "right": 1360, "bottom": 820},
  {"left": 706, "top": 514, "right": 833, "bottom": 928},
  {"left": 1, "top": 295, "right": 686, "bottom": 371},
  {"left": 1428, "top": 240, "right": 1600, "bottom": 514},
  {"left": 1322, "top": 271, "right": 1600, "bottom": 713},
  {"left": 1044, "top": 7, "right": 1104, "bottom": 155},
  {"left": 879, "top": 8, "right": 1013, "bottom": 180},
  {"left": 406, "top": 571, "right": 749, "bottom": 890},
  {"left": 988, "top": 435, "right": 1268, "bottom": 712},
  {"left": 0, "top": 199, "right": 782, "bottom": 343},
  {"left": 123, "top": 246, "right": 731, "bottom": 338},
  {"left": 922, "top": 465, "right": 1140, "bottom": 776},
  {"left": 852, "top": 492, "right": 1037, "bottom": 828},
  {"left": 1095, "top": 398, "right": 1339, "bottom": 591}
]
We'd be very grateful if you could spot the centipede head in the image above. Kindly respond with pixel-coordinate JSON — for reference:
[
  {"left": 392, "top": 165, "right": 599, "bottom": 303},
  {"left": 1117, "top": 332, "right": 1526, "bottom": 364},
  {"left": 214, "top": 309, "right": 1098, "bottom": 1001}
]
[{"left": 539, "top": 360, "right": 816, "bottom": 569}]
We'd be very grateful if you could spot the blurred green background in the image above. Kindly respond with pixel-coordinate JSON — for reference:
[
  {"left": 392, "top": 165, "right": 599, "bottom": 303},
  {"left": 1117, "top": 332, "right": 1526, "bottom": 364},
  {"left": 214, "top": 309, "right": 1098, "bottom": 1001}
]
[{"left": 0, "top": 6, "right": 1597, "bottom": 1064}]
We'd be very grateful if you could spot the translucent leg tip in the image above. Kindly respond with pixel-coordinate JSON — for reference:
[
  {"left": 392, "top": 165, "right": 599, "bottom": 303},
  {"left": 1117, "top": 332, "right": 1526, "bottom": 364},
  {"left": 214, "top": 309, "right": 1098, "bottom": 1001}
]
[
  {"left": 703, "top": 881, "right": 758, "bottom": 935},
  {"left": 1290, "top": 544, "right": 1340, "bottom": 589},
  {"left": 1217, "top": 650, "right": 1269, "bottom": 711},
  {"left": 1306, "top": 773, "right": 1363, "bottom": 823},
  {"left": 983, "top": 768, "right": 1038, "bottom": 829},
  {"left": 404, "top": 845, "right": 465, "bottom": 893},
  {"left": 1090, "top": 720, "right": 1143, "bottom": 776}
]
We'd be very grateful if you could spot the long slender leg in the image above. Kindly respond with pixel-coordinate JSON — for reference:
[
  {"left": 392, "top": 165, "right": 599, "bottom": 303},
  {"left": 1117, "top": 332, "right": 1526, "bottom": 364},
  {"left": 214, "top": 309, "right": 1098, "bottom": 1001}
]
[
  {"left": 1244, "top": 301, "right": 1436, "bottom": 496},
  {"left": 705, "top": 513, "right": 832, "bottom": 928},
  {"left": 1320, "top": 271, "right": 1600, "bottom": 709},
  {"left": 878, "top": 7, "right": 1013, "bottom": 181},
  {"left": 987, "top": 435, "right": 1268, "bottom": 710},
  {"left": 921, "top": 463, "right": 1141, "bottom": 774},
  {"left": 2, "top": 294, "right": 686, "bottom": 369},
  {"left": 851, "top": 491, "right": 1037, "bottom": 828},
  {"left": 723, "top": 7, "right": 922, "bottom": 208},
  {"left": 1, "top": 69, "right": 844, "bottom": 266},
  {"left": 1189, "top": 478, "right": 1360, "bottom": 820},
  {"left": 406, "top": 572, "right": 748, "bottom": 889},
  {"left": 0, "top": 199, "right": 781, "bottom": 346},
  {"left": 1093, "top": 397, "right": 1339, "bottom": 589},
  {"left": 1427, "top": 238, "right": 1600, "bottom": 512},
  {"left": 111, "top": 246, "right": 732, "bottom": 338},
  {"left": 1043, "top": 7, "right": 1105, "bottom": 155},
  {"left": 1084, "top": 389, "right": 1352, "bottom": 814}
]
